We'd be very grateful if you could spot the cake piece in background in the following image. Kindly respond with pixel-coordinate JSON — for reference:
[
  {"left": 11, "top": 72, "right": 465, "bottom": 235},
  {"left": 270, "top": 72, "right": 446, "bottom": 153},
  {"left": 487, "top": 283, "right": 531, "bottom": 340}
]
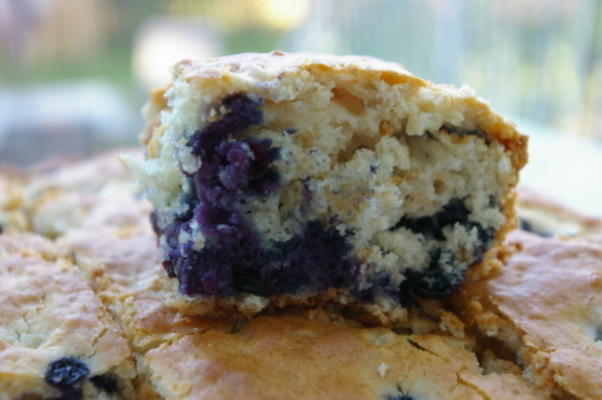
[
  {"left": 0, "top": 169, "right": 29, "bottom": 233},
  {"left": 132, "top": 51, "right": 528, "bottom": 324},
  {"left": 23, "top": 150, "right": 145, "bottom": 238},
  {"left": 0, "top": 233, "right": 135, "bottom": 400},
  {"left": 453, "top": 231, "right": 602, "bottom": 399},
  {"left": 517, "top": 186, "right": 602, "bottom": 237},
  {"left": 1, "top": 150, "right": 145, "bottom": 239}
]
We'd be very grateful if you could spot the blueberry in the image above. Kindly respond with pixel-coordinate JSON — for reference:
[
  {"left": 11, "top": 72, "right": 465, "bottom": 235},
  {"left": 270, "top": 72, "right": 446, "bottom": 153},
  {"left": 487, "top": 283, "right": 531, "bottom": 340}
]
[
  {"left": 90, "top": 374, "right": 119, "bottom": 393},
  {"left": 391, "top": 198, "right": 471, "bottom": 240},
  {"left": 174, "top": 220, "right": 358, "bottom": 298},
  {"left": 386, "top": 393, "right": 415, "bottom": 400},
  {"left": 50, "top": 387, "right": 83, "bottom": 400},
  {"left": 390, "top": 199, "right": 495, "bottom": 299},
  {"left": 403, "top": 250, "right": 465, "bottom": 298},
  {"left": 519, "top": 218, "right": 552, "bottom": 237},
  {"left": 254, "top": 221, "right": 358, "bottom": 295},
  {"left": 471, "top": 223, "right": 494, "bottom": 263},
  {"left": 519, "top": 218, "right": 533, "bottom": 232},
  {"left": 45, "top": 357, "right": 89, "bottom": 390},
  {"left": 162, "top": 93, "right": 295, "bottom": 296},
  {"left": 187, "top": 93, "right": 264, "bottom": 157}
]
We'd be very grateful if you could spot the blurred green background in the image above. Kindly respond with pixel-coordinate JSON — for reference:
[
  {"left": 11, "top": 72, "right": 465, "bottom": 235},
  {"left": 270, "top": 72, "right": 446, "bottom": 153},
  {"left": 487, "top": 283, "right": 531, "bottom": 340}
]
[{"left": 1, "top": 0, "right": 602, "bottom": 214}]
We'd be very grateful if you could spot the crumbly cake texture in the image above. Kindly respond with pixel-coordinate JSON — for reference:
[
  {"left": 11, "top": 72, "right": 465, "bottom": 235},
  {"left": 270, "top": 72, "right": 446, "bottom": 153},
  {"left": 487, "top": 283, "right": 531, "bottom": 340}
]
[
  {"left": 453, "top": 231, "right": 602, "bottom": 399},
  {"left": 517, "top": 187, "right": 602, "bottom": 237},
  {"left": 0, "top": 234, "right": 136, "bottom": 400},
  {"left": 132, "top": 51, "right": 527, "bottom": 322}
]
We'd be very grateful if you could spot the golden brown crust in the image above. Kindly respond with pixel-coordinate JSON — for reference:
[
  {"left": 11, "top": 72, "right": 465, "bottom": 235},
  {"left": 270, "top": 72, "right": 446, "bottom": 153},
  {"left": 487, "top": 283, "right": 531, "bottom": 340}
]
[
  {"left": 143, "top": 315, "right": 546, "bottom": 400},
  {"left": 58, "top": 221, "right": 227, "bottom": 354},
  {"left": 150, "top": 52, "right": 527, "bottom": 168},
  {"left": 453, "top": 231, "right": 602, "bottom": 399}
]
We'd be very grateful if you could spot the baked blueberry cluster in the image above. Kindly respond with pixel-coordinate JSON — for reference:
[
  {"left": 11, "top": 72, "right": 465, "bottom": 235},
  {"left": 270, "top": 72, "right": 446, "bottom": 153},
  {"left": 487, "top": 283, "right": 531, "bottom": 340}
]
[
  {"left": 155, "top": 94, "right": 360, "bottom": 297},
  {"left": 45, "top": 357, "right": 89, "bottom": 399},
  {"left": 392, "top": 198, "right": 494, "bottom": 297},
  {"left": 45, "top": 357, "right": 119, "bottom": 399}
]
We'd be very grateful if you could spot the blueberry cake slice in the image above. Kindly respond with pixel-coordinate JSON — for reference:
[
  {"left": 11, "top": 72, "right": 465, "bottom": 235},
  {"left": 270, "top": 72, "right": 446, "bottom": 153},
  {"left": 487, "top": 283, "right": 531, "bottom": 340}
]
[
  {"left": 0, "top": 234, "right": 136, "bottom": 399},
  {"left": 453, "top": 231, "right": 602, "bottom": 399},
  {"left": 132, "top": 51, "right": 528, "bottom": 323},
  {"left": 141, "top": 314, "right": 546, "bottom": 400}
]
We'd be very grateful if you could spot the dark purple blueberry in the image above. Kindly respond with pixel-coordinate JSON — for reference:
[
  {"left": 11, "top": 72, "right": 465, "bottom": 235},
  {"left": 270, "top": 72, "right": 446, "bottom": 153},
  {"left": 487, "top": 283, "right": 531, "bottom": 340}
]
[
  {"left": 187, "top": 93, "right": 264, "bottom": 157},
  {"left": 386, "top": 393, "right": 415, "bottom": 400},
  {"left": 162, "top": 93, "right": 359, "bottom": 300},
  {"left": 519, "top": 218, "right": 552, "bottom": 237},
  {"left": 403, "top": 250, "right": 464, "bottom": 298},
  {"left": 391, "top": 198, "right": 471, "bottom": 240},
  {"left": 390, "top": 198, "right": 496, "bottom": 299},
  {"left": 49, "top": 387, "right": 83, "bottom": 400},
  {"left": 174, "top": 220, "right": 358, "bottom": 298},
  {"left": 471, "top": 223, "right": 494, "bottom": 263},
  {"left": 90, "top": 374, "right": 119, "bottom": 393},
  {"left": 519, "top": 218, "right": 533, "bottom": 232},
  {"left": 45, "top": 358, "right": 89, "bottom": 390},
  {"left": 253, "top": 221, "right": 359, "bottom": 295}
]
